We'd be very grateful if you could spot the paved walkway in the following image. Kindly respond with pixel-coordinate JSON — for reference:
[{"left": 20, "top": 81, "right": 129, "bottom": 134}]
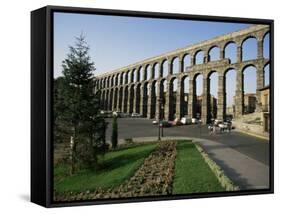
[{"left": 118, "top": 136, "right": 269, "bottom": 190}]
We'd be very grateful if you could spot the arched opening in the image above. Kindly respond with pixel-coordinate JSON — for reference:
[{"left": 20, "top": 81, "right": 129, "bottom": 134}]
[
  {"left": 142, "top": 82, "right": 149, "bottom": 117},
  {"left": 125, "top": 71, "right": 129, "bottom": 84},
  {"left": 109, "top": 88, "right": 114, "bottom": 110},
  {"left": 113, "top": 88, "right": 118, "bottom": 110},
  {"left": 123, "top": 86, "right": 128, "bottom": 113},
  {"left": 130, "top": 70, "right": 134, "bottom": 83},
  {"left": 118, "top": 87, "right": 123, "bottom": 111},
  {"left": 242, "top": 37, "right": 257, "bottom": 61},
  {"left": 242, "top": 65, "right": 257, "bottom": 114},
  {"left": 153, "top": 63, "right": 159, "bottom": 79},
  {"left": 182, "top": 75, "right": 189, "bottom": 116},
  {"left": 170, "top": 78, "right": 178, "bottom": 119},
  {"left": 150, "top": 81, "right": 157, "bottom": 118},
  {"left": 207, "top": 71, "right": 218, "bottom": 122},
  {"left": 129, "top": 84, "right": 135, "bottom": 113},
  {"left": 194, "top": 74, "right": 203, "bottom": 118},
  {"left": 208, "top": 46, "right": 220, "bottom": 61},
  {"left": 133, "top": 69, "right": 137, "bottom": 83},
  {"left": 145, "top": 65, "right": 150, "bottom": 81},
  {"left": 139, "top": 67, "right": 143, "bottom": 82},
  {"left": 264, "top": 63, "right": 270, "bottom": 86},
  {"left": 195, "top": 50, "right": 204, "bottom": 65},
  {"left": 263, "top": 32, "right": 270, "bottom": 59},
  {"left": 183, "top": 54, "right": 191, "bottom": 70},
  {"left": 172, "top": 57, "right": 179, "bottom": 74},
  {"left": 105, "top": 90, "right": 109, "bottom": 110},
  {"left": 115, "top": 74, "right": 119, "bottom": 86},
  {"left": 224, "top": 41, "right": 237, "bottom": 63},
  {"left": 224, "top": 69, "right": 236, "bottom": 119},
  {"left": 161, "top": 60, "right": 168, "bottom": 77},
  {"left": 135, "top": 84, "right": 141, "bottom": 113}
]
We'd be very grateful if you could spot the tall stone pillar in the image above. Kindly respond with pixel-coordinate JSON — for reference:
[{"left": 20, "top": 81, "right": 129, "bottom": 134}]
[
  {"left": 121, "top": 87, "right": 126, "bottom": 112},
  {"left": 201, "top": 77, "right": 208, "bottom": 124},
  {"left": 237, "top": 45, "right": 243, "bottom": 63},
  {"left": 257, "top": 39, "right": 264, "bottom": 59},
  {"left": 165, "top": 81, "right": 172, "bottom": 120},
  {"left": 176, "top": 78, "right": 183, "bottom": 119},
  {"left": 235, "top": 68, "right": 244, "bottom": 118},
  {"left": 188, "top": 77, "right": 195, "bottom": 119},
  {"left": 127, "top": 87, "right": 131, "bottom": 114},
  {"left": 217, "top": 74, "right": 225, "bottom": 121},
  {"left": 256, "top": 62, "right": 264, "bottom": 112}
]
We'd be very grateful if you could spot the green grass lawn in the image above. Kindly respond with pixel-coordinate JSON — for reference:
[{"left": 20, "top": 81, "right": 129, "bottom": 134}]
[
  {"left": 173, "top": 141, "right": 225, "bottom": 194},
  {"left": 54, "top": 143, "right": 157, "bottom": 194}
]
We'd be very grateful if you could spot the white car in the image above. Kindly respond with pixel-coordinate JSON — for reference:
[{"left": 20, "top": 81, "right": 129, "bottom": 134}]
[
  {"left": 181, "top": 117, "right": 192, "bottom": 125},
  {"left": 131, "top": 113, "right": 141, "bottom": 118}
]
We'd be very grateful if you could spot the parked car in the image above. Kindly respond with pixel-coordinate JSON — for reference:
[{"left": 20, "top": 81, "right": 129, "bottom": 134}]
[
  {"left": 131, "top": 113, "right": 142, "bottom": 118},
  {"left": 180, "top": 117, "right": 192, "bottom": 125},
  {"left": 191, "top": 118, "right": 198, "bottom": 124}
]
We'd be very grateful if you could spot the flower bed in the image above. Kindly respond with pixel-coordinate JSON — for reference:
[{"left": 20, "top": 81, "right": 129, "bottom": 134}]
[{"left": 55, "top": 141, "right": 177, "bottom": 201}]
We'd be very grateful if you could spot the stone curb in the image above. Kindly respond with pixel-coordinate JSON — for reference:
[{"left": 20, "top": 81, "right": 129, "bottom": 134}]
[{"left": 194, "top": 143, "right": 240, "bottom": 191}]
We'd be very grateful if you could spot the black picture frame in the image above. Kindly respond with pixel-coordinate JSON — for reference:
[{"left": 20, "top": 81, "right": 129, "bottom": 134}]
[{"left": 31, "top": 5, "right": 274, "bottom": 208}]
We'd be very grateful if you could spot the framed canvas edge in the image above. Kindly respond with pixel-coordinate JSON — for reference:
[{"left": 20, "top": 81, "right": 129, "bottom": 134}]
[{"left": 31, "top": 5, "right": 274, "bottom": 208}]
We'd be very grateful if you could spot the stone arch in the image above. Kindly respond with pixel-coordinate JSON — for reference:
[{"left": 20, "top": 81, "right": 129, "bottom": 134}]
[
  {"left": 123, "top": 86, "right": 129, "bottom": 113},
  {"left": 129, "top": 84, "right": 135, "bottom": 113},
  {"left": 263, "top": 32, "right": 270, "bottom": 59},
  {"left": 208, "top": 46, "right": 220, "bottom": 61},
  {"left": 242, "top": 36, "right": 258, "bottom": 61},
  {"left": 169, "top": 77, "right": 178, "bottom": 119},
  {"left": 194, "top": 50, "right": 204, "bottom": 65},
  {"left": 242, "top": 64, "right": 257, "bottom": 114},
  {"left": 139, "top": 66, "right": 143, "bottom": 82},
  {"left": 264, "top": 63, "right": 270, "bottom": 86},
  {"left": 161, "top": 59, "right": 169, "bottom": 77},
  {"left": 193, "top": 73, "right": 204, "bottom": 118},
  {"left": 224, "top": 68, "right": 237, "bottom": 119},
  {"left": 111, "top": 75, "right": 114, "bottom": 87},
  {"left": 118, "top": 86, "right": 123, "bottom": 111},
  {"left": 150, "top": 80, "right": 157, "bottom": 118},
  {"left": 224, "top": 41, "right": 237, "bottom": 63},
  {"left": 159, "top": 78, "right": 167, "bottom": 119},
  {"left": 113, "top": 88, "right": 118, "bottom": 110},
  {"left": 145, "top": 64, "right": 151, "bottom": 81},
  {"left": 125, "top": 71, "right": 129, "bottom": 84},
  {"left": 181, "top": 75, "right": 189, "bottom": 117},
  {"left": 131, "top": 69, "right": 136, "bottom": 83},
  {"left": 171, "top": 56, "right": 180, "bottom": 74},
  {"left": 207, "top": 70, "right": 218, "bottom": 121},
  {"left": 153, "top": 62, "right": 160, "bottom": 79},
  {"left": 142, "top": 82, "right": 149, "bottom": 117},
  {"left": 135, "top": 83, "right": 141, "bottom": 113},
  {"left": 183, "top": 53, "right": 191, "bottom": 71}
]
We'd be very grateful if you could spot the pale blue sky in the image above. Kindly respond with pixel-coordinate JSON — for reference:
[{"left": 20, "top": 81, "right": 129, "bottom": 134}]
[{"left": 53, "top": 12, "right": 270, "bottom": 106}]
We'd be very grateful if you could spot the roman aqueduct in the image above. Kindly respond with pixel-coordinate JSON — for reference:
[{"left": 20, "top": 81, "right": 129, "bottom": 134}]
[{"left": 94, "top": 24, "right": 270, "bottom": 124}]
